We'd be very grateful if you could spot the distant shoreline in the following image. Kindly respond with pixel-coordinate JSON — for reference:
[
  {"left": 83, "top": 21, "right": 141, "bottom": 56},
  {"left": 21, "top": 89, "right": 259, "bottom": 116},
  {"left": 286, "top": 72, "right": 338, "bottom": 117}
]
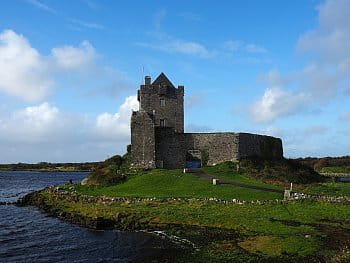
[
  {"left": 0, "top": 162, "right": 100, "bottom": 173},
  {"left": 0, "top": 169, "right": 90, "bottom": 172}
]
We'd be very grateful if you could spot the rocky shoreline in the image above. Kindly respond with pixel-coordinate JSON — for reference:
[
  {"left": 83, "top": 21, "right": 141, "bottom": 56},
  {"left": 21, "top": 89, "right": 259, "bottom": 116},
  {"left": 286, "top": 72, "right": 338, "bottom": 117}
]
[
  {"left": 16, "top": 186, "right": 350, "bottom": 262},
  {"left": 17, "top": 189, "right": 142, "bottom": 230}
]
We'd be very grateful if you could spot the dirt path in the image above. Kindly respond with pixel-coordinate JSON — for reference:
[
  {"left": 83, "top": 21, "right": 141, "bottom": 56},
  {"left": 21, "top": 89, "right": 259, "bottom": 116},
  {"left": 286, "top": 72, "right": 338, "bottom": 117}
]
[{"left": 188, "top": 169, "right": 284, "bottom": 194}]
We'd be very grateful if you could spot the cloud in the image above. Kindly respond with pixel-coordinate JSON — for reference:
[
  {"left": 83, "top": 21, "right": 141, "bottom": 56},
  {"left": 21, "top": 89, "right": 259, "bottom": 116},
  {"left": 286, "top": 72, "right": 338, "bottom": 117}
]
[
  {"left": 0, "top": 29, "right": 52, "bottom": 101},
  {"left": 83, "top": 0, "right": 98, "bottom": 10},
  {"left": 94, "top": 95, "right": 139, "bottom": 140},
  {"left": 137, "top": 37, "right": 212, "bottom": 58},
  {"left": 223, "top": 40, "right": 267, "bottom": 54},
  {"left": 26, "top": 0, "right": 56, "bottom": 14},
  {"left": 0, "top": 29, "right": 130, "bottom": 101},
  {"left": 185, "top": 93, "right": 203, "bottom": 108},
  {"left": 178, "top": 12, "right": 201, "bottom": 22},
  {"left": 154, "top": 9, "right": 167, "bottom": 31},
  {"left": 0, "top": 96, "right": 139, "bottom": 163},
  {"left": 250, "top": 87, "right": 307, "bottom": 123},
  {"left": 297, "top": 0, "right": 350, "bottom": 64},
  {"left": 249, "top": 0, "right": 350, "bottom": 123},
  {"left": 68, "top": 18, "right": 105, "bottom": 30},
  {"left": 244, "top": 44, "right": 267, "bottom": 53},
  {"left": 186, "top": 124, "right": 213, "bottom": 133},
  {"left": 0, "top": 102, "right": 66, "bottom": 143},
  {"left": 51, "top": 40, "right": 96, "bottom": 70},
  {"left": 302, "top": 125, "right": 329, "bottom": 136},
  {"left": 339, "top": 112, "right": 350, "bottom": 121},
  {"left": 297, "top": 0, "right": 350, "bottom": 97}
]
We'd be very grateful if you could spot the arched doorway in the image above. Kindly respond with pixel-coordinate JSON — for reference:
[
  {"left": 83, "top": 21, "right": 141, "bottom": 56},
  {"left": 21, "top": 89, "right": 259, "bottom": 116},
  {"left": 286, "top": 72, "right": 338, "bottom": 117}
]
[{"left": 185, "top": 150, "right": 201, "bottom": 168}]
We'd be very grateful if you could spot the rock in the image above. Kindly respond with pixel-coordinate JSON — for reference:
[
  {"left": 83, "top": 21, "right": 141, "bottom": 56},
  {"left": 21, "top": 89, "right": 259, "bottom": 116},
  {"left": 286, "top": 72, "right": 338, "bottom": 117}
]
[{"left": 81, "top": 177, "right": 89, "bottom": 185}]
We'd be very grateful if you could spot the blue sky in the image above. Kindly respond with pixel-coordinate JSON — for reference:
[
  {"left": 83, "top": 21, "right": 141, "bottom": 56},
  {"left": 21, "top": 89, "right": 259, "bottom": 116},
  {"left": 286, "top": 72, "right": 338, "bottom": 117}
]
[{"left": 0, "top": 0, "right": 349, "bottom": 163}]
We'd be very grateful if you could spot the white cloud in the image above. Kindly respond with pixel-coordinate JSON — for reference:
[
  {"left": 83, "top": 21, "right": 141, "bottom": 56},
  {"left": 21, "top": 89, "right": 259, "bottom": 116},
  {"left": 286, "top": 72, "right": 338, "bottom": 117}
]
[
  {"left": 94, "top": 95, "right": 139, "bottom": 140},
  {"left": 297, "top": 0, "right": 350, "bottom": 97},
  {"left": 250, "top": 87, "right": 307, "bottom": 123},
  {"left": 52, "top": 40, "right": 96, "bottom": 70},
  {"left": 339, "top": 112, "right": 350, "bottom": 121},
  {"left": 244, "top": 44, "right": 267, "bottom": 53},
  {"left": 185, "top": 93, "right": 203, "bottom": 108},
  {"left": 0, "top": 102, "right": 64, "bottom": 143},
  {"left": 259, "top": 69, "right": 285, "bottom": 87},
  {"left": 0, "top": 29, "right": 130, "bottom": 101},
  {"left": 137, "top": 38, "right": 212, "bottom": 58},
  {"left": 26, "top": 0, "right": 56, "bottom": 14},
  {"left": 223, "top": 40, "right": 243, "bottom": 52},
  {"left": 186, "top": 124, "right": 213, "bottom": 133},
  {"left": 302, "top": 125, "right": 329, "bottom": 136},
  {"left": 223, "top": 40, "right": 267, "bottom": 53},
  {"left": 154, "top": 9, "right": 167, "bottom": 31},
  {"left": 0, "top": 95, "right": 139, "bottom": 163},
  {"left": 298, "top": 0, "right": 350, "bottom": 63},
  {"left": 249, "top": 0, "right": 350, "bottom": 123},
  {"left": 68, "top": 18, "right": 105, "bottom": 30},
  {"left": 178, "top": 12, "right": 201, "bottom": 22},
  {"left": 0, "top": 29, "right": 52, "bottom": 102}
]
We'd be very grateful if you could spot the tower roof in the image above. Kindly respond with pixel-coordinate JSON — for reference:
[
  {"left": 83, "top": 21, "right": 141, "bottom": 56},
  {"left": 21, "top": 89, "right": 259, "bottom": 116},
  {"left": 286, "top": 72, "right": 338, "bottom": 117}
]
[{"left": 152, "top": 72, "right": 175, "bottom": 88}]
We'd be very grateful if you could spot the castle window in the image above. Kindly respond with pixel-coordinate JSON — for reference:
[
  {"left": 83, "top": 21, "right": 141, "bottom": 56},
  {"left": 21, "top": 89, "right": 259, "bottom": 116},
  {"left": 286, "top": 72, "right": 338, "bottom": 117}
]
[
  {"left": 160, "top": 119, "right": 166, "bottom": 127},
  {"left": 160, "top": 98, "right": 166, "bottom": 106}
]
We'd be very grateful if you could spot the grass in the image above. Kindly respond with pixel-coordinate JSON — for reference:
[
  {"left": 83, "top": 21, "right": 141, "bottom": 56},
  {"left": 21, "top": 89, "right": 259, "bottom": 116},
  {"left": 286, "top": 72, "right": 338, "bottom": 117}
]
[
  {"left": 68, "top": 169, "right": 282, "bottom": 201},
  {"left": 319, "top": 166, "right": 350, "bottom": 174},
  {"left": 37, "top": 163, "right": 350, "bottom": 262},
  {"left": 203, "top": 162, "right": 283, "bottom": 190},
  {"left": 41, "top": 189, "right": 350, "bottom": 262},
  {"left": 295, "top": 181, "right": 350, "bottom": 196}
]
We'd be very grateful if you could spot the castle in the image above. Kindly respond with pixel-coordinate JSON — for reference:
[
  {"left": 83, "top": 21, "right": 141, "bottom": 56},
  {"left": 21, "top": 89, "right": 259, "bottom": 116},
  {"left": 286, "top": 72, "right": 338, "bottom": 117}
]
[{"left": 131, "top": 73, "right": 283, "bottom": 169}]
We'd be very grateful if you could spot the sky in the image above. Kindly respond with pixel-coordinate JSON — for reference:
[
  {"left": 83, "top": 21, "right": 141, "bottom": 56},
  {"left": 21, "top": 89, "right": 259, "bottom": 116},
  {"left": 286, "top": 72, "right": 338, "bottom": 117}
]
[{"left": 0, "top": 0, "right": 349, "bottom": 163}]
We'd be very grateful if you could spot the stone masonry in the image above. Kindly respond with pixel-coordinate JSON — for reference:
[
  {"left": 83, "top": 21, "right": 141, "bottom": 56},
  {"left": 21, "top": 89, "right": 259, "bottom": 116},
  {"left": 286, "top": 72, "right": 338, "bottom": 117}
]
[{"left": 131, "top": 73, "right": 283, "bottom": 169}]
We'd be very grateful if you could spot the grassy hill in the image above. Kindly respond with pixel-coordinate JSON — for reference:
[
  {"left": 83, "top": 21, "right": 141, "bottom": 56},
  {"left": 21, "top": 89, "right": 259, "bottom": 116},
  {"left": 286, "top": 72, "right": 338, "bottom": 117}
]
[
  {"left": 71, "top": 169, "right": 282, "bottom": 201},
  {"left": 26, "top": 156, "right": 350, "bottom": 262}
]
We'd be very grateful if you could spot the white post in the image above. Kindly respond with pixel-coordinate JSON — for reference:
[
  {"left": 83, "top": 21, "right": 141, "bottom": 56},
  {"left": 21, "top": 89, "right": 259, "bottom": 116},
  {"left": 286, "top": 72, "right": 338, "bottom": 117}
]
[
  {"left": 284, "top": 190, "right": 291, "bottom": 200},
  {"left": 212, "top": 179, "right": 219, "bottom": 185}
]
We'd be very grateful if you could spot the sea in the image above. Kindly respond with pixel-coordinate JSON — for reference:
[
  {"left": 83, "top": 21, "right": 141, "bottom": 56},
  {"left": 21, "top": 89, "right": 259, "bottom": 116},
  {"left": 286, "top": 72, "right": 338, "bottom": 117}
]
[{"left": 0, "top": 171, "right": 184, "bottom": 262}]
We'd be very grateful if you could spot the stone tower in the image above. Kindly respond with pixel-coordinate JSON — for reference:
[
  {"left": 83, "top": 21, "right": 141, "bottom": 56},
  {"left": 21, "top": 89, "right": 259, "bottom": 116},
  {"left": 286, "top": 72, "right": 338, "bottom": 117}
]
[
  {"left": 131, "top": 73, "right": 184, "bottom": 168},
  {"left": 130, "top": 73, "right": 283, "bottom": 170}
]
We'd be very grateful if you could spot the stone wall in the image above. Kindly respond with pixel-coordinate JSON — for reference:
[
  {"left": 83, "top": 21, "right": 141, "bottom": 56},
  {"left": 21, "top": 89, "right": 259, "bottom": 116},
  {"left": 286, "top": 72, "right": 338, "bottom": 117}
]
[
  {"left": 131, "top": 111, "right": 156, "bottom": 169},
  {"left": 130, "top": 73, "right": 284, "bottom": 170},
  {"left": 153, "top": 130, "right": 283, "bottom": 169},
  {"left": 155, "top": 127, "right": 186, "bottom": 169},
  {"left": 184, "top": 133, "right": 240, "bottom": 165},
  {"left": 238, "top": 133, "right": 283, "bottom": 159}
]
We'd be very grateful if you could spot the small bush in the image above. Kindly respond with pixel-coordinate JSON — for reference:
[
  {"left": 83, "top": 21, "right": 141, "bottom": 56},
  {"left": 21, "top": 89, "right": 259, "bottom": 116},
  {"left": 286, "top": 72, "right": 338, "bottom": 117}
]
[{"left": 85, "top": 151, "right": 132, "bottom": 186}]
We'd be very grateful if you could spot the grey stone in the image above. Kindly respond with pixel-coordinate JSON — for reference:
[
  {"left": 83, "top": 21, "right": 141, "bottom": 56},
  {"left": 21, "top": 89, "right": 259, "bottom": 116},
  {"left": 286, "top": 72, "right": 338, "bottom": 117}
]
[{"left": 131, "top": 73, "right": 283, "bottom": 169}]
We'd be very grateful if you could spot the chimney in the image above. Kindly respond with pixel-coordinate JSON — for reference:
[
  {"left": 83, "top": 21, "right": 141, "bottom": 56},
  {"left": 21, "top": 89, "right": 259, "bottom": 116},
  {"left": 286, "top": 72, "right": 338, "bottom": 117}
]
[{"left": 145, "top": 76, "right": 151, "bottom": 85}]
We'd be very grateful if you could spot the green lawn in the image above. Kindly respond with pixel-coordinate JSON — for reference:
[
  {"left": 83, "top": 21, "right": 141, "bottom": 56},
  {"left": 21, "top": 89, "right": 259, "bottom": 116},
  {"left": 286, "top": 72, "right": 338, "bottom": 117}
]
[
  {"left": 203, "top": 163, "right": 283, "bottom": 190},
  {"left": 295, "top": 181, "right": 350, "bottom": 196},
  {"left": 69, "top": 169, "right": 282, "bottom": 201},
  {"left": 43, "top": 164, "right": 350, "bottom": 262},
  {"left": 42, "top": 189, "right": 350, "bottom": 261},
  {"left": 319, "top": 166, "right": 350, "bottom": 173}
]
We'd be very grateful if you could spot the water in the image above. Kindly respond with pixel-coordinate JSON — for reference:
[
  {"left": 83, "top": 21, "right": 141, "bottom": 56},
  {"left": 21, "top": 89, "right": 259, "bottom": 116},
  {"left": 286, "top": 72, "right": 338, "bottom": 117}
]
[
  {"left": 336, "top": 177, "right": 350, "bottom": 182},
  {"left": 0, "top": 171, "right": 185, "bottom": 262}
]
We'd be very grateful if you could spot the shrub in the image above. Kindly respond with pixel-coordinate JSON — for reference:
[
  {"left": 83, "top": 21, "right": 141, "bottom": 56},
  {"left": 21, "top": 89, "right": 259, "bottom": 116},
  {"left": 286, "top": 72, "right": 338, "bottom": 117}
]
[
  {"left": 85, "top": 152, "right": 132, "bottom": 186},
  {"left": 239, "top": 157, "right": 326, "bottom": 184}
]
